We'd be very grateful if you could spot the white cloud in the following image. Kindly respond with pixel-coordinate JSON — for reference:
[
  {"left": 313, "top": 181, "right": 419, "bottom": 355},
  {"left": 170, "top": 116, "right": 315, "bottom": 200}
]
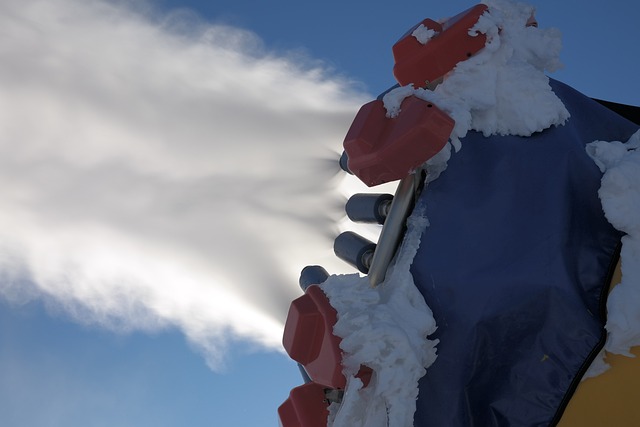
[{"left": 0, "top": 0, "right": 368, "bottom": 368}]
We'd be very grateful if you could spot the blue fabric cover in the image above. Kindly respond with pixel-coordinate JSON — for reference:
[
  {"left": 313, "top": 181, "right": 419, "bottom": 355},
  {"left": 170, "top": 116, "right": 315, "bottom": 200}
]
[{"left": 409, "top": 79, "right": 639, "bottom": 427}]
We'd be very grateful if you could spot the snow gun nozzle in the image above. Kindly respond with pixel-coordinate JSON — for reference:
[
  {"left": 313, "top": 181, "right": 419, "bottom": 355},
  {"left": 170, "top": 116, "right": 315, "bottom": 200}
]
[
  {"left": 333, "top": 231, "right": 375, "bottom": 274},
  {"left": 345, "top": 193, "right": 394, "bottom": 225},
  {"left": 299, "top": 265, "right": 330, "bottom": 291},
  {"left": 339, "top": 151, "right": 352, "bottom": 175}
]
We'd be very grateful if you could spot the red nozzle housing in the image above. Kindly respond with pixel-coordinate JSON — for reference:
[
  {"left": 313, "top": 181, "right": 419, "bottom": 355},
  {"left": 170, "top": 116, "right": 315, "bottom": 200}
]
[
  {"left": 283, "top": 285, "right": 373, "bottom": 389},
  {"left": 283, "top": 285, "right": 346, "bottom": 388},
  {"left": 392, "top": 4, "right": 489, "bottom": 88},
  {"left": 278, "top": 382, "right": 329, "bottom": 427},
  {"left": 343, "top": 96, "right": 454, "bottom": 187}
]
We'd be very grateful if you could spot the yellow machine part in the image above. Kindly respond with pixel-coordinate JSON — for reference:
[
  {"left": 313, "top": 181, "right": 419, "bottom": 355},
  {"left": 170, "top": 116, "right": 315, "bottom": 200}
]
[{"left": 558, "top": 260, "right": 640, "bottom": 426}]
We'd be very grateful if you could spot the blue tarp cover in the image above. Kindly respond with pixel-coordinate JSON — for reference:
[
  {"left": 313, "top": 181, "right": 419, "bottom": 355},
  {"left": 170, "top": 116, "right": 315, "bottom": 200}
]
[{"left": 409, "top": 79, "right": 639, "bottom": 427}]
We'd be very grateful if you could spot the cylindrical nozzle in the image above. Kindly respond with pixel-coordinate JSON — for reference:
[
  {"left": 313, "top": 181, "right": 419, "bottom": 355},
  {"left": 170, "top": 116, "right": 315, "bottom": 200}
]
[
  {"left": 299, "top": 265, "right": 330, "bottom": 291},
  {"left": 345, "top": 193, "right": 393, "bottom": 225},
  {"left": 339, "top": 151, "right": 352, "bottom": 174},
  {"left": 333, "top": 231, "right": 376, "bottom": 274}
]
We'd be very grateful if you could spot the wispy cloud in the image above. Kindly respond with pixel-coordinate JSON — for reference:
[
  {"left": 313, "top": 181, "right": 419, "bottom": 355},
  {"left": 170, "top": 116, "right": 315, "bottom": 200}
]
[{"left": 0, "top": 0, "right": 367, "bottom": 368}]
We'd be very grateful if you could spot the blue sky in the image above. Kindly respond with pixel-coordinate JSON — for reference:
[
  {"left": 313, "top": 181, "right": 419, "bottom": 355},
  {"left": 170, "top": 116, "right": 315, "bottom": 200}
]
[
  {"left": 153, "top": 0, "right": 639, "bottom": 103},
  {"left": 0, "top": 1, "right": 638, "bottom": 426}
]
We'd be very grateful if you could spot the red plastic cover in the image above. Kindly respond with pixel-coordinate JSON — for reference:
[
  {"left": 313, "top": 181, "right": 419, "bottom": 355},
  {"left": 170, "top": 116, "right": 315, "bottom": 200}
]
[
  {"left": 392, "top": 4, "right": 488, "bottom": 88},
  {"left": 282, "top": 285, "right": 347, "bottom": 389},
  {"left": 344, "top": 96, "right": 454, "bottom": 187},
  {"left": 278, "top": 382, "right": 329, "bottom": 427},
  {"left": 283, "top": 284, "right": 373, "bottom": 389}
]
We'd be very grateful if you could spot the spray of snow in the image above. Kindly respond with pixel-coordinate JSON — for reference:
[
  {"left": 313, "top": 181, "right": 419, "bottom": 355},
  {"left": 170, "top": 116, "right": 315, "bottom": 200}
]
[
  {"left": 0, "top": 0, "right": 368, "bottom": 369},
  {"left": 321, "top": 1, "right": 572, "bottom": 425},
  {"left": 322, "top": 205, "right": 437, "bottom": 427},
  {"left": 585, "top": 130, "right": 640, "bottom": 376}
]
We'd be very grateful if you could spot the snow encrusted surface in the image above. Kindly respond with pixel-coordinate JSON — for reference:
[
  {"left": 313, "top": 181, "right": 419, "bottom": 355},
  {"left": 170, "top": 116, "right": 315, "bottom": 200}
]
[
  {"left": 411, "top": 24, "right": 438, "bottom": 45},
  {"left": 320, "top": 0, "right": 597, "bottom": 426},
  {"left": 585, "top": 130, "right": 640, "bottom": 376},
  {"left": 384, "top": 0, "right": 568, "bottom": 156},
  {"left": 321, "top": 207, "right": 437, "bottom": 427}
]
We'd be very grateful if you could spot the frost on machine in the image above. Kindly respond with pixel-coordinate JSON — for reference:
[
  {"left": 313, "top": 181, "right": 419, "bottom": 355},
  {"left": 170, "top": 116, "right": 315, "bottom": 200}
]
[{"left": 278, "top": 2, "right": 640, "bottom": 427}]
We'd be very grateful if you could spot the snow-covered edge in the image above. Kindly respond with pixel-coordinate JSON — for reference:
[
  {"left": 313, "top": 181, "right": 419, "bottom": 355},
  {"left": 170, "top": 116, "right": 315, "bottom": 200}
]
[
  {"left": 383, "top": 0, "right": 568, "bottom": 168},
  {"left": 321, "top": 202, "right": 437, "bottom": 427},
  {"left": 584, "top": 129, "right": 640, "bottom": 377}
]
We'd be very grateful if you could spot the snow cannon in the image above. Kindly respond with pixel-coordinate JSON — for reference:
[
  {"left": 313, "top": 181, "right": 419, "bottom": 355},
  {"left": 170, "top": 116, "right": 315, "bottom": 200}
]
[
  {"left": 343, "top": 95, "right": 454, "bottom": 187},
  {"left": 280, "top": 1, "right": 640, "bottom": 424},
  {"left": 392, "top": 4, "right": 488, "bottom": 88}
]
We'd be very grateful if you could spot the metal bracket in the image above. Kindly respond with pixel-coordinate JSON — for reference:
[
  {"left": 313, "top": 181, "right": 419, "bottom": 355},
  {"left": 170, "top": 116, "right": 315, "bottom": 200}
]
[{"left": 367, "top": 170, "right": 424, "bottom": 287}]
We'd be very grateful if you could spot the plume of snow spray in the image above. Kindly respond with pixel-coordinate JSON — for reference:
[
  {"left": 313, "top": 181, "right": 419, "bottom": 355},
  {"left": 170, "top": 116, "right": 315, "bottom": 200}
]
[{"left": 0, "top": 0, "right": 368, "bottom": 368}]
